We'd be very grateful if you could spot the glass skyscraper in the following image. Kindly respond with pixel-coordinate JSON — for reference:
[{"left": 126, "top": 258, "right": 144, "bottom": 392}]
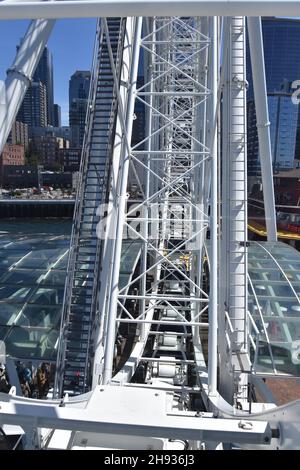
[
  {"left": 247, "top": 17, "right": 300, "bottom": 176},
  {"left": 17, "top": 45, "right": 54, "bottom": 129},
  {"left": 17, "top": 81, "right": 47, "bottom": 130},
  {"left": 33, "top": 46, "right": 54, "bottom": 126},
  {"left": 69, "top": 71, "right": 91, "bottom": 148}
]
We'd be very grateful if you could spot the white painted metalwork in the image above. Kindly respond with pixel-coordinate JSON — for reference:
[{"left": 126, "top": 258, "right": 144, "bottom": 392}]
[
  {"left": 219, "top": 16, "right": 249, "bottom": 406},
  {"left": 0, "top": 0, "right": 300, "bottom": 20},
  {"left": 0, "top": 387, "right": 273, "bottom": 449},
  {"left": 207, "top": 15, "right": 218, "bottom": 397},
  {"left": 247, "top": 17, "right": 277, "bottom": 242},
  {"left": 0, "top": 18, "right": 55, "bottom": 154},
  {"left": 102, "top": 16, "right": 142, "bottom": 383},
  {"left": 2, "top": 4, "right": 300, "bottom": 450},
  {"left": 94, "top": 17, "right": 214, "bottom": 393}
]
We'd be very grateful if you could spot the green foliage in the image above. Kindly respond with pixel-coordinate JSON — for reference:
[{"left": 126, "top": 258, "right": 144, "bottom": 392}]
[{"left": 25, "top": 150, "right": 39, "bottom": 166}]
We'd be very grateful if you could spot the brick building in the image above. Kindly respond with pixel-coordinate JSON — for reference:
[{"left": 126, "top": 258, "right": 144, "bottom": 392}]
[{"left": 1, "top": 144, "right": 25, "bottom": 166}]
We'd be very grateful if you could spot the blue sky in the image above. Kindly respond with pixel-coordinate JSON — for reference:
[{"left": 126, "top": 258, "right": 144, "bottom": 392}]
[{"left": 0, "top": 18, "right": 97, "bottom": 125}]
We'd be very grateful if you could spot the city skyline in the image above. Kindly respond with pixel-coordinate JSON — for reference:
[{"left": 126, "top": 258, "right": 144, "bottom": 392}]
[{"left": 0, "top": 18, "right": 96, "bottom": 125}]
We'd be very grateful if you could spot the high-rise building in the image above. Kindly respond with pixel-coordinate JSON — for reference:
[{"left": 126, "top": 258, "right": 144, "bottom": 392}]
[
  {"left": 248, "top": 90, "right": 299, "bottom": 176},
  {"left": 33, "top": 46, "right": 54, "bottom": 126},
  {"left": 69, "top": 70, "right": 91, "bottom": 103},
  {"left": 53, "top": 104, "right": 61, "bottom": 128},
  {"left": 31, "top": 125, "right": 71, "bottom": 143},
  {"left": 246, "top": 17, "right": 300, "bottom": 176},
  {"left": 69, "top": 71, "right": 91, "bottom": 148},
  {"left": 17, "top": 81, "right": 47, "bottom": 130},
  {"left": 69, "top": 99, "right": 89, "bottom": 148}
]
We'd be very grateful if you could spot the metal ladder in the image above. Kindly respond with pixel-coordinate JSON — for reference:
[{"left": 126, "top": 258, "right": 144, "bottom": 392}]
[
  {"left": 54, "top": 18, "right": 125, "bottom": 397},
  {"left": 228, "top": 17, "right": 249, "bottom": 404}
]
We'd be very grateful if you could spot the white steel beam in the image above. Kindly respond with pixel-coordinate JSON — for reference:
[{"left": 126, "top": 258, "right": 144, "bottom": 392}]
[
  {"left": 97, "top": 17, "right": 213, "bottom": 389},
  {"left": 247, "top": 17, "right": 277, "bottom": 242},
  {"left": 219, "top": 16, "right": 248, "bottom": 405},
  {"left": 91, "top": 18, "right": 132, "bottom": 389},
  {"left": 0, "top": 18, "right": 55, "bottom": 153},
  {"left": 0, "top": 1, "right": 300, "bottom": 20},
  {"left": 102, "top": 16, "right": 143, "bottom": 384},
  {"left": 0, "top": 387, "right": 272, "bottom": 445},
  {"left": 229, "top": 16, "right": 248, "bottom": 356},
  {"left": 207, "top": 16, "right": 218, "bottom": 397}
]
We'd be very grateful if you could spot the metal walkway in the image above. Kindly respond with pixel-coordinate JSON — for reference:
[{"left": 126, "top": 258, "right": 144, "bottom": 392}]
[{"left": 54, "top": 18, "right": 125, "bottom": 396}]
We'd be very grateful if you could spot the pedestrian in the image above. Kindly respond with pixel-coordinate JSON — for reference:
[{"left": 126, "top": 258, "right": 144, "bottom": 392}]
[
  {"left": 0, "top": 364, "right": 10, "bottom": 393},
  {"left": 36, "top": 363, "right": 50, "bottom": 399}
]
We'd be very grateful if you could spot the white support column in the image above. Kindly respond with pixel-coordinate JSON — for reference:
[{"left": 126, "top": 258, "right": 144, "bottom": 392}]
[
  {"left": 219, "top": 16, "right": 231, "bottom": 401},
  {"left": 220, "top": 16, "right": 248, "bottom": 405},
  {"left": 140, "top": 18, "right": 154, "bottom": 341},
  {"left": 247, "top": 16, "right": 277, "bottom": 242},
  {"left": 193, "top": 16, "right": 209, "bottom": 296},
  {"left": 0, "top": 1, "right": 299, "bottom": 21},
  {"left": 102, "top": 17, "right": 143, "bottom": 384},
  {"left": 208, "top": 16, "right": 218, "bottom": 397},
  {"left": 91, "top": 17, "right": 133, "bottom": 389},
  {"left": 227, "top": 16, "right": 248, "bottom": 354},
  {"left": 0, "top": 18, "right": 55, "bottom": 153}
]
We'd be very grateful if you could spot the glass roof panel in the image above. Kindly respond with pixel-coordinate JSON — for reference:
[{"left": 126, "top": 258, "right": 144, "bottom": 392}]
[
  {"left": 205, "top": 239, "right": 300, "bottom": 375},
  {"left": 0, "top": 285, "right": 31, "bottom": 302},
  {"left": 29, "top": 287, "right": 65, "bottom": 305},
  {"left": 2, "top": 229, "right": 300, "bottom": 375},
  {"left": 40, "top": 271, "right": 67, "bottom": 286},
  {"left": 0, "top": 230, "right": 142, "bottom": 362},
  {"left": 0, "top": 230, "right": 69, "bottom": 360},
  {"left": 0, "top": 304, "right": 23, "bottom": 325},
  {"left": 248, "top": 241, "right": 300, "bottom": 374},
  {"left": 0, "top": 325, "right": 58, "bottom": 361}
]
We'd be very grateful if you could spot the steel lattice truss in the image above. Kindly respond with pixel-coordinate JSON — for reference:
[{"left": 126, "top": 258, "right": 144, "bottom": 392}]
[
  {"left": 1, "top": 7, "right": 300, "bottom": 450},
  {"left": 92, "top": 17, "right": 216, "bottom": 387}
]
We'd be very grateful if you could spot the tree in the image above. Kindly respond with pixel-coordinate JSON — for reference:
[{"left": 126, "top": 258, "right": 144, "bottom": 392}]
[{"left": 25, "top": 149, "right": 39, "bottom": 166}]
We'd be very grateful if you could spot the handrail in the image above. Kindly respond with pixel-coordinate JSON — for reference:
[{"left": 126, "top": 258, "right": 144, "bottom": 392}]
[
  {"left": 54, "top": 19, "right": 102, "bottom": 397},
  {"left": 247, "top": 272, "right": 277, "bottom": 374}
]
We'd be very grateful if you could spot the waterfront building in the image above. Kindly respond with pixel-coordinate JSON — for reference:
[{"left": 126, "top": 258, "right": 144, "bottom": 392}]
[
  {"left": 30, "top": 134, "right": 69, "bottom": 169},
  {"left": 0, "top": 144, "right": 25, "bottom": 167},
  {"left": 41, "top": 170, "right": 73, "bottom": 189},
  {"left": 1, "top": 165, "right": 41, "bottom": 189},
  {"left": 59, "top": 147, "right": 81, "bottom": 171}
]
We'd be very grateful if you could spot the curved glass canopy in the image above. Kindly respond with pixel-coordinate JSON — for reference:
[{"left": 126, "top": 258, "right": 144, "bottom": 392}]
[
  {"left": 1, "top": 229, "right": 300, "bottom": 376},
  {"left": 248, "top": 241, "right": 300, "bottom": 374},
  {"left": 0, "top": 229, "right": 141, "bottom": 362},
  {"left": 0, "top": 232, "right": 69, "bottom": 361}
]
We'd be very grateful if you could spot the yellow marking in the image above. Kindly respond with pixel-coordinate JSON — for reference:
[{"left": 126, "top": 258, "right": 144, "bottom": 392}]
[{"left": 248, "top": 220, "right": 300, "bottom": 240}]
